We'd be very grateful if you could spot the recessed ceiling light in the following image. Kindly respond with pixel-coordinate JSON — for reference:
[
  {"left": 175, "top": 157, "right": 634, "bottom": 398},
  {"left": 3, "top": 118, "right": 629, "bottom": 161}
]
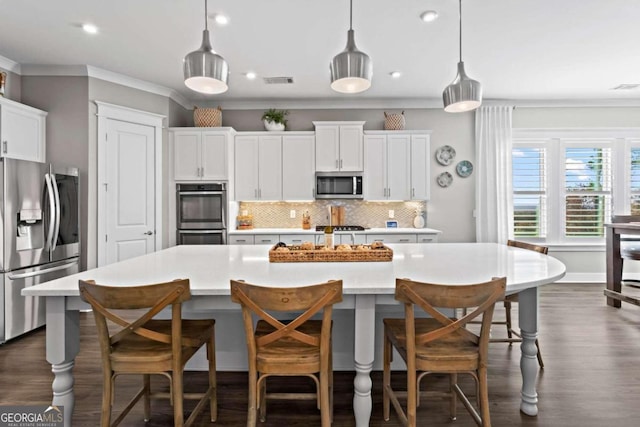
[
  {"left": 82, "top": 23, "right": 98, "bottom": 34},
  {"left": 210, "top": 13, "right": 229, "bottom": 25},
  {"left": 390, "top": 71, "right": 402, "bottom": 78},
  {"left": 246, "top": 72, "right": 257, "bottom": 80},
  {"left": 420, "top": 10, "right": 439, "bottom": 22}
]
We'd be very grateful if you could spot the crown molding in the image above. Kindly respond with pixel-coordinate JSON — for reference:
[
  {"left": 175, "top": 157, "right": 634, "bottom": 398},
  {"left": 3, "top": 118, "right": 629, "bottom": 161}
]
[{"left": 0, "top": 55, "right": 21, "bottom": 73}]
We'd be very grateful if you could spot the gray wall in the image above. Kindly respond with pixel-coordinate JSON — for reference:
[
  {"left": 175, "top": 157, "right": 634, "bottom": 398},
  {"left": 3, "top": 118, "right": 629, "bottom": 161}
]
[
  {"left": 20, "top": 76, "right": 90, "bottom": 270},
  {"left": 216, "top": 108, "right": 477, "bottom": 243}
]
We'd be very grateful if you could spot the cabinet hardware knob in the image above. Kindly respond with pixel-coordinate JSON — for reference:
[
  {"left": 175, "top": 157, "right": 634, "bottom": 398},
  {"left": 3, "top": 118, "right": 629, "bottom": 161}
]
[
  {"left": 2, "top": 141, "right": 7, "bottom": 154},
  {"left": 144, "top": 231, "right": 154, "bottom": 235}
]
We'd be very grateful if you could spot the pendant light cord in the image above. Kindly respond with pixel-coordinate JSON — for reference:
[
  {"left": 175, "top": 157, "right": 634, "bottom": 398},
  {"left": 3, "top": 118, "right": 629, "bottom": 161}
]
[
  {"left": 458, "top": 0, "right": 462, "bottom": 62},
  {"left": 349, "top": 0, "right": 353, "bottom": 30},
  {"left": 204, "top": 0, "right": 209, "bottom": 31}
]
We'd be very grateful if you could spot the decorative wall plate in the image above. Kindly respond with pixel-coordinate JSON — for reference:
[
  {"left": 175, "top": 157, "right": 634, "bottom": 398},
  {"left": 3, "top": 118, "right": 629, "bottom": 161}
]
[
  {"left": 436, "top": 145, "right": 456, "bottom": 166},
  {"left": 436, "top": 171, "right": 453, "bottom": 188},
  {"left": 456, "top": 160, "right": 473, "bottom": 177}
]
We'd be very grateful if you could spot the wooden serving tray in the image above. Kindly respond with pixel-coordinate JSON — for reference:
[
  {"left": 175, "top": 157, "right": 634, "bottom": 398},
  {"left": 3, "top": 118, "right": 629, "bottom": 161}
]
[{"left": 269, "top": 244, "right": 393, "bottom": 263}]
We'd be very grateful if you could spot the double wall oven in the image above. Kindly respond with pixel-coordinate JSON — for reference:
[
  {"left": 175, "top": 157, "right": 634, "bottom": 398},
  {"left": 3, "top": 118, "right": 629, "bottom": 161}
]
[{"left": 176, "top": 183, "right": 227, "bottom": 245}]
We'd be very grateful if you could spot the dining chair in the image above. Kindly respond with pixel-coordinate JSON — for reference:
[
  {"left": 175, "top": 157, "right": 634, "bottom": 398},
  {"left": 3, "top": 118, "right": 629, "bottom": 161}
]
[
  {"left": 611, "top": 215, "right": 640, "bottom": 287},
  {"left": 229, "top": 279, "right": 343, "bottom": 427},
  {"left": 78, "top": 278, "right": 216, "bottom": 427},
  {"left": 496, "top": 239, "right": 548, "bottom": 368},
  {"left": 383, "top": 276, "right": 506, "bottom": 427}
]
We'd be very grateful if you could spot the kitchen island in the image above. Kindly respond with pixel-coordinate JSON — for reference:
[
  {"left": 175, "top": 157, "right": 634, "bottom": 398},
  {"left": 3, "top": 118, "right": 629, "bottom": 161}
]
[{"left": 23, "top": 243, "right": 565, "bottom": 427}]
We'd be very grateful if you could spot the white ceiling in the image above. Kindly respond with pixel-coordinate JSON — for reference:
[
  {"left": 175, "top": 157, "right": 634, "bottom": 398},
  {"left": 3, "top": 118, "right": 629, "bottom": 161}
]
[{"left": 3, "top": 0, "right": 640, "bottom": 107}]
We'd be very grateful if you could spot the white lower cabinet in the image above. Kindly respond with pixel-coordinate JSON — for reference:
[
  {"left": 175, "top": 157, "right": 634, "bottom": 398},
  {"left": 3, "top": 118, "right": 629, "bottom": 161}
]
[
  {"left": 229, "top": 232, "right": 438, "bottom": 245},
  {"left": 228, "top": 235, "right": 255, "bottom": 245},
  {"left": 366, "top": 234, "right": 418, "bottom": 244},
  {"left": 229, "top": 234, "right": 279, "bottom": 245},
  {"left": 254, "top": 235, "right": 279, "bottom": 245}
]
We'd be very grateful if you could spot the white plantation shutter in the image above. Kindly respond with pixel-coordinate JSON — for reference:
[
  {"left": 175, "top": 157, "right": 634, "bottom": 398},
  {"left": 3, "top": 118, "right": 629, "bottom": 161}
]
[
  {"left": 512, "top": 147, "right": 547, "bottom": 238},
  {"left": 563, "top": 146, "right": 611, "bottom": 238}
]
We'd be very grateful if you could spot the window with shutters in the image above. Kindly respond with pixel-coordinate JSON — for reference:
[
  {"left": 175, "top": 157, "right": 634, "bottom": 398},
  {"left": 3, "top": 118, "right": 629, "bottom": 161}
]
[{"left": 512, "top": 129, "right": 640, "bottom": 246}]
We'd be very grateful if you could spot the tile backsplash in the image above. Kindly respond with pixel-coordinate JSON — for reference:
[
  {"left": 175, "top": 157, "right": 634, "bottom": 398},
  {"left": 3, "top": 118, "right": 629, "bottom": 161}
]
[{"left": 237, "top": 200, "right": 427, "bottom": 229}]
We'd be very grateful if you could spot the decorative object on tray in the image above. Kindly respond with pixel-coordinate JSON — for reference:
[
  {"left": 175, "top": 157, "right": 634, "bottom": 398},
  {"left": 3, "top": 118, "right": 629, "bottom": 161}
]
[
  {"left": 436, "top": 171, "right": 453, "bottom": 188},
  {"left": 413, "top": 208, "right": 425, "bottom": 229},
  {"left": 261, "top": 108, "right": 289, "bottom": 131},
  {"left": 435, "top": 145, "right": 456, "bottom": 165},
  {"left": 384, "top": 111, "right": 405, "bottom": 130},
  {"left": 269, "top": 242, "right": 393, "bottom": 263},
  {"left": 193, "top": 105, "right": 222, "bottom": 127},
  {"left": 456, "top": 160, "right": 473, "bottom": 177}
]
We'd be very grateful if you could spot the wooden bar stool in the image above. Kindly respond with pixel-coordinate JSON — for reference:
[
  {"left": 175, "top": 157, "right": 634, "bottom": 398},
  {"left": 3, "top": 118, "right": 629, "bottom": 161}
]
[
  {"left": 383, "top": 277, "right": 506, "bottom": 427},
  {"left": 230, "top": 279, "right": 343, "bottom": 427},
  {"left": 78, "top": 278, "right": 217, "bottom": 427}
]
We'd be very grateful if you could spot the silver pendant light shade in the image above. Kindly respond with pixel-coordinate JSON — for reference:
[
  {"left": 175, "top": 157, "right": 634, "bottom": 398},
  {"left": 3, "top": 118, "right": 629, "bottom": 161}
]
[
  {"left": 184, "top": 0, "right": 229, "bottom": 94},
  {"left": 442, "top": 0, "right": 481, "bottom": 112},
  {"left": 330, "top": 0, "right": 372, "bottom": 94}
]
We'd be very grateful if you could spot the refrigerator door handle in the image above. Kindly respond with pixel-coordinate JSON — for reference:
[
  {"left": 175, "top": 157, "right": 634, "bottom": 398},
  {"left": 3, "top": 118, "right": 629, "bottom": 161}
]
[
  {"left": 44, "top": 173, "right": 56, "bottom": 251},
  {"left": 50, "top": 172, "right": 61, "bottom": 251},
  {"left": 7, "top": 259, "right": 79, "bottom": 280}
]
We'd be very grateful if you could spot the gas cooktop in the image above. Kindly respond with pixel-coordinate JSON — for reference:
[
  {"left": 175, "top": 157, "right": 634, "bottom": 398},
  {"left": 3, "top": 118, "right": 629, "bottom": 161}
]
[{"left": 315, "top": 225, "right": 366, "bottom": 231}]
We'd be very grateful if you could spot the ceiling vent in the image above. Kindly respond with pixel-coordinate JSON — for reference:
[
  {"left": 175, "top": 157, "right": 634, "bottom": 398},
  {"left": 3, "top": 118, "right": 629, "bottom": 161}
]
[
  {"left": 263, "top": 76, "right": 294, "bottom": 84},
  {"left": 611, "top": 84, "right": 640, "bottom": 90}
]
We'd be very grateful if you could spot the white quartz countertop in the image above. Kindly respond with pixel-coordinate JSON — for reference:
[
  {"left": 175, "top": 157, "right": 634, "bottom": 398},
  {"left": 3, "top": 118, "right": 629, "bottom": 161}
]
[
  {"left": 23, "top": 243, "right": 565, "bottom": 297},
  {"left": 228, "top": 227, "right": 442, "bottom": 235}
]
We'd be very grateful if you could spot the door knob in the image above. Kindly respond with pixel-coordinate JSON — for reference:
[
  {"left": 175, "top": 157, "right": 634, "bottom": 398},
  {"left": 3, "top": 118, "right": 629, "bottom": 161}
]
[{"left": 144, "top": 231, "right": 154, "bottom": 235}]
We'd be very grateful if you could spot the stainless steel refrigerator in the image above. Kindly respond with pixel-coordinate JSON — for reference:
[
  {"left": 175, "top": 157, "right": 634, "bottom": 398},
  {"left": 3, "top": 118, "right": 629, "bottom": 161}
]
[{"left": 0, "top": 158, "right": 80, "bottom": 343}]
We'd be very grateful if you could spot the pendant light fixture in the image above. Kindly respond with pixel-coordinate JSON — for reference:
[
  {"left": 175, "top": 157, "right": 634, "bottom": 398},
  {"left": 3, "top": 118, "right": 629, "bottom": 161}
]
[
  {"left": 442, "top": 0, "right": 482, "bottom": 112},
  {"left": 330, "top": 0, "right": 372, "bottom": 94},
  {"left": 183, "top": 0, "right": 229, "bottom": 94}
]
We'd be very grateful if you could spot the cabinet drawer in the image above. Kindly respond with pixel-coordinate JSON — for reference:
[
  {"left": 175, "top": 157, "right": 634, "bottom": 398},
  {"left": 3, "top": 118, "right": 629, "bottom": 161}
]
[
  {"left": 366, "top": 234, "right": 417, "bottom": 244},
  {"left": 417, "top": 235, "right": 438, "bottom": 243},
  {"left": 228, "top": 235, "right": 255, "bottom": 245},
  {"left": 279, "top": 234, "right": 315, "bottom": 245},
  {"left": 254, "top": 235, "right": 279, "bottom": 245}
]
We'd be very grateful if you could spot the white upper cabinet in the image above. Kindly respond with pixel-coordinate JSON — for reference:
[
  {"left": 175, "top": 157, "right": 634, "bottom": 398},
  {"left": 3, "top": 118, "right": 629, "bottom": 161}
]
[
  {"left": 235, "top": 134, "right": 282, "bottom": 201},
  {"left": 313, "top": 121, "right": 364, "bottom": 172},
  {"left": 364, "top": 131, "right": 431, "bottom": 201},
  {"left": 0, "top": 97, "right": 47, "bottom": 163},
  {"left": 410, "top": 134, "right": 431, "bottom": 201},
  {"left": 171, "top": 128, "right": 232, "bottom": 181},
  {"left": 282, "top": 134, "right": 315, "bottom": 200},
  {"left": 364, "top": 133, "right": 411, "bottom": 200}
]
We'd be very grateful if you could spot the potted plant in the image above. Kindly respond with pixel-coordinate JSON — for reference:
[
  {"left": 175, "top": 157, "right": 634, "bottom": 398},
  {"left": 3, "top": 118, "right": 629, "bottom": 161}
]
[{"left": 261, "top": 108, "right": 289, "bottom": 131}]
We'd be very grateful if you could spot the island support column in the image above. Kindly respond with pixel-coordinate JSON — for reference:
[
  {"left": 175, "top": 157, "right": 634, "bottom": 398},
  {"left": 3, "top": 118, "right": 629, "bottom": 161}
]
[
  {"left": 46, "top": 296, "right": 80, "bottom": 427},
  {"left": 517, "top": 287, "right": 539, "bottom": 416},
  {"left": 353, "top": 295, "right": 375, "bottom": 426}
]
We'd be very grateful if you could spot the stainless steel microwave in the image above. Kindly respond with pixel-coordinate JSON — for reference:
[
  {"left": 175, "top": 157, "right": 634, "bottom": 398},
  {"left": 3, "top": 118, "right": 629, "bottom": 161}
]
[{"left": 315, "top": 172, "right": 364, "bottom": 199}]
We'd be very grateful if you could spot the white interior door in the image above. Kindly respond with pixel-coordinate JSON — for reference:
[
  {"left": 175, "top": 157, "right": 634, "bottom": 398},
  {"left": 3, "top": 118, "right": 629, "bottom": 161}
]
[{"left": 105, "top": 119, "right": 155, "bottom": 265}]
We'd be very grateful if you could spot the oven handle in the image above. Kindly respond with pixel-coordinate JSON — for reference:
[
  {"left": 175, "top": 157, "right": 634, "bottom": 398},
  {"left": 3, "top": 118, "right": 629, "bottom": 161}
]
[
  {"left": 178, "top": 229, "right": 226, "bottom": 244},
  {"left": 178, "top": 191, "right": 225, "bottom": 195},
  {"left": 177, "top": 230, "right": 225, "bottom": 234}
]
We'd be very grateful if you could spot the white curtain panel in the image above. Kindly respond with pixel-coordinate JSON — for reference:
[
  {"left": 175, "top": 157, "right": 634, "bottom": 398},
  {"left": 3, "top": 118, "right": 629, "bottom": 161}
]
[{"left": 475, "top": 105, "right": 514, "bottom": 243}]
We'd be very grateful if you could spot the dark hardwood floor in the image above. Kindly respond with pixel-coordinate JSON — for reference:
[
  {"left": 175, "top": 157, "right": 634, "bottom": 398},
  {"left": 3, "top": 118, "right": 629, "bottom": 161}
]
[{"left": 2, "top": 283, "right": 640, "bottom": 426}]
